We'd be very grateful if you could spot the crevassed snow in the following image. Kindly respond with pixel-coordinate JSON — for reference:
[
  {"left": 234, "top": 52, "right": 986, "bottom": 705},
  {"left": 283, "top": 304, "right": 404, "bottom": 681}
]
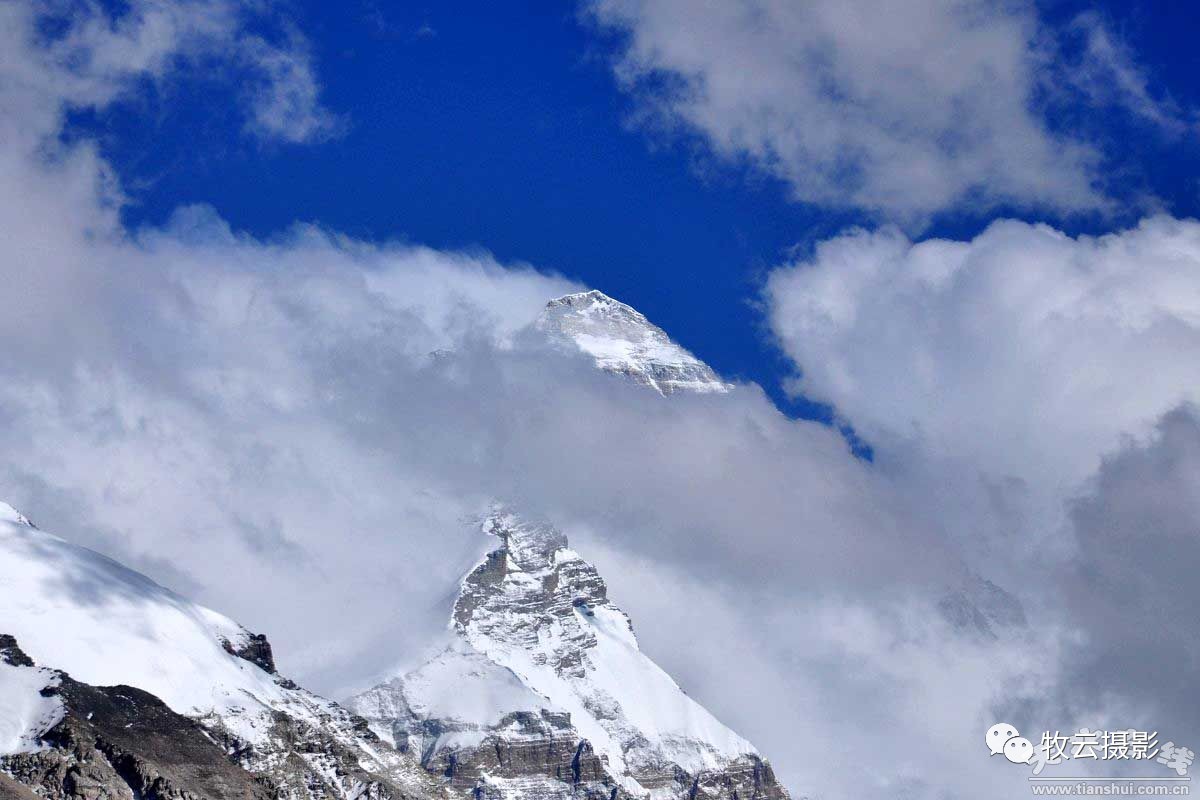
[
  {"left": 0, "top": 661, "right": 62, "bottom": 755},
  {"left": 0, "top": 501, "right": 286, "bottom": 745}
]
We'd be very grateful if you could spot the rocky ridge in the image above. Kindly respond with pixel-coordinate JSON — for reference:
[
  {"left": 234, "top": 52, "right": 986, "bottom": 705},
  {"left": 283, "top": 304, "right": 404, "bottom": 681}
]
[
  {"left": 1, "top": 634, "right": 274, "bottom": 800},
  {"left": 0, "top": 505, "right": 444, "bottom": 800},
  {"left": 349, "top": 510, "right": 788, "bottom": 800}
]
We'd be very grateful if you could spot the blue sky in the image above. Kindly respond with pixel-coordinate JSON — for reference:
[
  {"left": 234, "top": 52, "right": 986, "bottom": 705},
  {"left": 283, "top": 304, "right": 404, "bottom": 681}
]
[{"left": 74, "top": 1, "right": 1200, "bottom": 425}]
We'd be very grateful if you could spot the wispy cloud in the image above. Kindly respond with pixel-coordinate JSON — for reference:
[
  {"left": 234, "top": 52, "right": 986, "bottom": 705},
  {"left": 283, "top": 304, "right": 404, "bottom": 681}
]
[
  {"left": 11, "top": 0, "right": 340, "bottom": 145},
  {"left": 1057, "top": 12, "right": 1194, "bottom": 136},
  {"left": 238, "top": 26, "right": 344, "bottom": 143},
  {"left": 583, "top": 0, "right": 1193, "bottom": 225}
]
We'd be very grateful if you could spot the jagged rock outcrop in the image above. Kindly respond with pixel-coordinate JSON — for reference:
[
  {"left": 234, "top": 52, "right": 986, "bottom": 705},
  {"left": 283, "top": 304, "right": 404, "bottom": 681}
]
[
  {"left": 223, "top": 632, "right": 278, "bottom": 674},
  {"left": 1, "top": 638, "right": 448, "bottom": 800},
  {"left": 201, "top": 693, "right": 442, "bottom": 800},
  {"left": 0, "top": 630, "right": 445, "bottom": 800},
  {"left": 349, "top": 510, "right": 788, "bottom": 800},
  {"left": 350, "top": 640, "right": 622, "bottom": 800},
  {"left": 0, "top": 636, "right": 34, "bottom": 669},
  {"left": 535, "top": 291, "right": 731, "bottom": 396}
]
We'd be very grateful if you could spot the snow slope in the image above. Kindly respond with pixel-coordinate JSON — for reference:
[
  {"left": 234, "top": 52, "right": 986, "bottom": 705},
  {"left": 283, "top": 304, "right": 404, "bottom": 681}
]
[
  {"left": 0, "top": 500, "right": 442, "bottom": 800},
  {"left": 351, "top": 509, "right": 771, "bottom": 800},
  {"left": 0, "top": 658, "right": 61, "bottom": 755},
  {"left": 352, "top": 637, "right": 554, "bottom": 757},
  {"left": 458, "top": 512, "right": 754, "bottom": 781},
  {"left": 0, "top": 501, "right": 289, "bottom": 749},
  {"left": 392, "top": 639, "right": 547, "bottom": 729},
  {"left": 535, "top": 291, "right": 731, "bottom": 395}
]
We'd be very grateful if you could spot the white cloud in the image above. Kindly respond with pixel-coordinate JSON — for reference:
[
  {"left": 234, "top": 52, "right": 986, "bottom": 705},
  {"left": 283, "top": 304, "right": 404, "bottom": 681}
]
[
  {"left": 5, "top": 190, "right": 1072, "bottom": 796},
  {"left": 6, "top": 0, "right": 338, "bottom": 145},
  {"left": 767, "top": 217, "right": 1200, "bottom": 524},
  {"left": 762, "top": 215, "right": 1200, "bottom": 786},
  {"left": 239, "top": 29, "right": 342, "bottom": 143},
  {"left": 0, "top": 185, "right": 1031, "bottom": 797},
  {"left": 1059, "top": 13, "right": 1193, "bottom": 137},
  {"left": 578, "top": 537, "right": 1058, "bottom": 800},
  {"left": 583, "top": 0, "right": 1192, "bottom": 223}
]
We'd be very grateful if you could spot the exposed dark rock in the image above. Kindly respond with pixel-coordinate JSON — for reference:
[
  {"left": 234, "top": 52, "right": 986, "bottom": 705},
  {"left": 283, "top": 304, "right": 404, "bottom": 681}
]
[
  {"left": 422, "top": 710, "right": 612, "bottom": 792},
  {"left": 0, "top": 773, "right": 40, "bottom": 800},
  {"left": 203, "top": 704, "right": 443, "bottom": 800},
  {"left": 688, "top": 755, "right": 789, "bottom": 800},
  {"left": 0, "top": 635, "right": 34, "bottom": 668},
  {"left": 3, "top": 674, "right": 274, "bottom": 800},
  {"left": 221, "top": 631, "right": 277, "bottom": 674},
  {"left": 0, "top": 636, "right": 444, "bottom": 800}
]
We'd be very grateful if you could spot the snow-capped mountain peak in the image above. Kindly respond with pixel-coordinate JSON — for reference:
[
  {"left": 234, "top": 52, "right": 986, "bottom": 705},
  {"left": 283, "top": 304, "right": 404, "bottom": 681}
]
[
  {"left": 0, "top": 501, "right": 444, "bottom": 800},
  {"left": 1, "top": 497, "right": 785, "bottom": 800},
  {"left": 350, "top": 509, "right": 786, "bottom": 800},
  {"left": 535, "top": 291, "right": 731, "bottom": 395}
]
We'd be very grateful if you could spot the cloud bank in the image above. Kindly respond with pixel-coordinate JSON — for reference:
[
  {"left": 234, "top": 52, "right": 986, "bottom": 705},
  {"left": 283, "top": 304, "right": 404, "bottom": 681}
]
[
  {"left": 766, "top": 217, "right": 1200, "bottom": 518},
  {"left": 764, "top": 217, "right": 1200, "bottom": 790}
]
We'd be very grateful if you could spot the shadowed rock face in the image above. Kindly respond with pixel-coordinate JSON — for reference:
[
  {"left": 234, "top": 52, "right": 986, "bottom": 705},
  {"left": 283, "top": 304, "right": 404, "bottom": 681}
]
[
  {"left": 2, "top": 649, "right": 274, "bottom": 800},
  {"left": 453, "top": 515, "right": 614, "bottom": 682},
  {"left": 426, "top": 711, "right": 611, "bottom": 793},
  {"left": 222, "top": 632, "right": 278, "bottom": 674},
  {"left": 0, "top": 636, "right": 34, "bottom": 668},
  {"left": 0, "top": 635, "right": 445, "bottom": 800}
]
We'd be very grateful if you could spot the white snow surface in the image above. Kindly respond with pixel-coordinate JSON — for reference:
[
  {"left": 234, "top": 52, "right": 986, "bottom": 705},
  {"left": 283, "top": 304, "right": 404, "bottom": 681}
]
[
  {"left": 355, "top": 509, "right": 757, "bottom": 797},
  {"left": 535, "top": 291, "right": 730, "bottom": 395},
  {"left": 398, "top": 639, "right": 549, "bottom": 727},
  {"left": 0, "top": 501, "right": 286, "bottom": 745},
  {"left": 0, "top": 660, "right": 62, "bottom": 755},
  {"left": 460, "top": 576, "right": 754, "bottom": 781},
  {"left": 0, "top": 501, "right": 357, "bottom": 754}
]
